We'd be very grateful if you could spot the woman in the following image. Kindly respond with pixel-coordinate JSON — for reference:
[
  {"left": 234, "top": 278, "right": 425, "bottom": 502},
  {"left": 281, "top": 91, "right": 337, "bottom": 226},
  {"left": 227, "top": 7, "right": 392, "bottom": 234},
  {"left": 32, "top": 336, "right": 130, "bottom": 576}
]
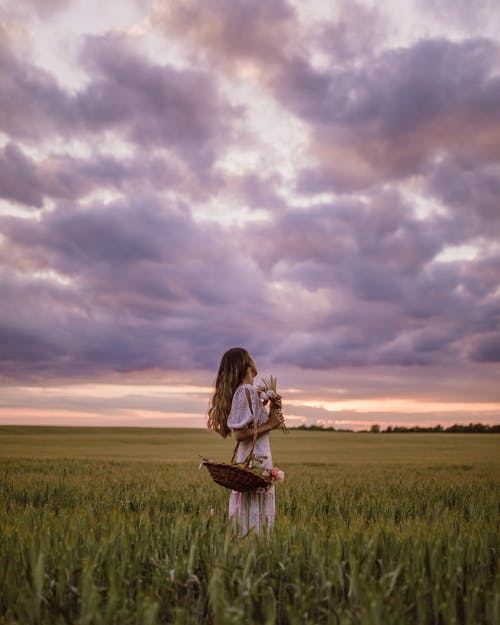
[{"left": 208, "top": 347, "right": 284, "bottom": 535}]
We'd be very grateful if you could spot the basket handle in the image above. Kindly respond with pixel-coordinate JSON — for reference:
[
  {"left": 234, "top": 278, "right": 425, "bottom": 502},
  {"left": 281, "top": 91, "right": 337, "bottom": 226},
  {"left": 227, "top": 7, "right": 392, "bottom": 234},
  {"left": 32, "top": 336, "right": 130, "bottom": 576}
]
[{"left": 230, "top": 387, "right": 258, "bottom": 467}]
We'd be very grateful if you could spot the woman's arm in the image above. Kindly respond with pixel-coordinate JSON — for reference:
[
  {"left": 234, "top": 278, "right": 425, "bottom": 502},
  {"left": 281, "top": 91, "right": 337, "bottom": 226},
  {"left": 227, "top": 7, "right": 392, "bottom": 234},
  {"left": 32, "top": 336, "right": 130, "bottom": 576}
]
[{"left": 233, "top": 407, "right": 284, "bottom": 442}]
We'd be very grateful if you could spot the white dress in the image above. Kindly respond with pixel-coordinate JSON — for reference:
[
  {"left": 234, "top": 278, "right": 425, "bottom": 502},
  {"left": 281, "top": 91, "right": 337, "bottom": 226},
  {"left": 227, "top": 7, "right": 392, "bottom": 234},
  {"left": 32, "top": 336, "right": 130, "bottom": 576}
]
[{"left": 227, "top": 383, "right": 275, "bottom": 535}]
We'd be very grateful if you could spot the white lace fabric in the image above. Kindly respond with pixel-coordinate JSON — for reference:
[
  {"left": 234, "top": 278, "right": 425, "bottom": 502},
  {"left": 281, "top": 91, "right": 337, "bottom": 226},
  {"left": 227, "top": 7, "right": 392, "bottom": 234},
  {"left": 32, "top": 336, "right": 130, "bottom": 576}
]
[{"left": 227, "top": 384, "right": 275, "bottom": 535}]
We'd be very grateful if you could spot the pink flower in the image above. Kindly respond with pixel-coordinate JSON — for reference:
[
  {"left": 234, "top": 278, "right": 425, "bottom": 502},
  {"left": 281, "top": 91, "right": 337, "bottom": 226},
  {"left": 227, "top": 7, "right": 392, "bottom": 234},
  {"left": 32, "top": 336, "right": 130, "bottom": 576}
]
[{"left": 271, "top": 467, "right": 285, "bottom": 482}]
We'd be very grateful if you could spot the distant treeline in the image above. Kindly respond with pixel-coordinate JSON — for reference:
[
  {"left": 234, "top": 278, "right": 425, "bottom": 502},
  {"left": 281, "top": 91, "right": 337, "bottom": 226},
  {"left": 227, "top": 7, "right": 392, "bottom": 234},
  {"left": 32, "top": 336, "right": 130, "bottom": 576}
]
[{"left": 293, "top": 422, "right": 500, "bottom": 433}]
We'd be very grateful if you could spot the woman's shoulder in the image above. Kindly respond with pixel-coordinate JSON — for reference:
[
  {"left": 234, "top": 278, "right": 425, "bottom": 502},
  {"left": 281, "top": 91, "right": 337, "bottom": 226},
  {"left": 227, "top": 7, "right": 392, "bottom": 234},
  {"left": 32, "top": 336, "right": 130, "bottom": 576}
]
[
  {"left": 235, "top": 383, "right": 257, "bottom": 395},
  {"left": 228, "top": 384, "right": 256, "bottom": 428},
  {"left": 232, "top": 384, "right": 258, "bottom": 405}
]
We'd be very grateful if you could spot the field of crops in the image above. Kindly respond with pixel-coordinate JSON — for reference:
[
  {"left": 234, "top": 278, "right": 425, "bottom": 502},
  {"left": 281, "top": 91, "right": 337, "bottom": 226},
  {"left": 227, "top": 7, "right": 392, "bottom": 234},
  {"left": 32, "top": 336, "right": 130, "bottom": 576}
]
[{"left": 0, "top": 427, "right": 498, "bottom": 624}]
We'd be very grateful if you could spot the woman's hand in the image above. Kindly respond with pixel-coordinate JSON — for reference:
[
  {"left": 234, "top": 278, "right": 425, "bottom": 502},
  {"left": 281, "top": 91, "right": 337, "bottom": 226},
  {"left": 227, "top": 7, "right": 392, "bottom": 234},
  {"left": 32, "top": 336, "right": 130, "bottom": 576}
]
[
  {"left": 267, "top": 408, "right": 284, "bottom": 430},
  {"left": 233, "top": 409, "right": 284, "bottom": 441},
  {"left": 270, "top": 394, "right": 282, "bottom": 410}
]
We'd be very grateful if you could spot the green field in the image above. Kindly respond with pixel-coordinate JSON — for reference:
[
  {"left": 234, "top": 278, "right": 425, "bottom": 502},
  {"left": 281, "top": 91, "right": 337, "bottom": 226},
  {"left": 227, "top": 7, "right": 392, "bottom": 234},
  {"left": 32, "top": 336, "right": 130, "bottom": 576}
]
[{"left": 0, "top": 427, "right": 498, "bottom": 624}]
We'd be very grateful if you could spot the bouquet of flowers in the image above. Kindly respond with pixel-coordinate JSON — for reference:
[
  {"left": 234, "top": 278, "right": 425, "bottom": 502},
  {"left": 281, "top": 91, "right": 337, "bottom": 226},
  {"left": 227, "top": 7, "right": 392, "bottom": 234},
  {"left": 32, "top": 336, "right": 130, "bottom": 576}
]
[
  {"left": 270, "top": 467, "right": 285, "bottom": 482},
  {"left": 257, "top": 375, "right": 289, "bottom": 433},
  {"left": 235, "top": 454, "right": 285, "bottom": 487}
]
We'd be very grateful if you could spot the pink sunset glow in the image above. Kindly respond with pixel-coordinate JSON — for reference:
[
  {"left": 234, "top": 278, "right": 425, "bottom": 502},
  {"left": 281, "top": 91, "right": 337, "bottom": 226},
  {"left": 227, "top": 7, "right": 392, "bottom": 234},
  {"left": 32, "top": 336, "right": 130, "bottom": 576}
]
[{"left": 0, "top": 0, "right": 499, "bottom": 430}]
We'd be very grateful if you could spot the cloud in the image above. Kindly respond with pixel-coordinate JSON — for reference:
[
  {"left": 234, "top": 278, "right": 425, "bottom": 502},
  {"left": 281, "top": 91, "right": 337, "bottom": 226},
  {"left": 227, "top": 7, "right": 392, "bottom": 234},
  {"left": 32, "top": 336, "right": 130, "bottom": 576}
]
[
  {"left": 150, "top": 0, "right": 297, "bottom": 75},
  {"left": 227, "top": 172, "right": 288, "bottom": 212},
  {"left": 3, "top": 0, "right": 71, "bottom": 18},
  {"left": 150, "top": 1, "right": 500, "bottom": 193},
  {"left": 313, "top": 1, "right": 387, "bottom": 63},
  {"left": 0, "top": 193, "right": 281, "bottom": 378},
  {"left": 1, "top": 0, "right": 499, "bottom": 410},
  {"left": 416, "top": 0, "right": 500, "bottom": 37},
  {"left": 424, "top": 156, "right": 500, "bottom": 237},
  {"left": 239, "top": 189, "right": 499, "bottom": 368},
  {"left": 0, "top": 142, "right": 204, "bottom": 209},
  {"left": 3, "top": 179, "right": 493, "bottom": 377},
  {"left": 76, "top": 35, "right": 239, "bottom": 167},
  {"left": 0, "top": 31, "right": 240, "bottom": 179},
  {"left": 0, "top": 143, "right": 46, "bottom": 207},
  {"left": 279, "top": 37, "right": 500, "bottom": 191},
  {"left": 0, "top": 40, "right": 74, "bottom": 141},
  {"left": 246, "top": 191, "right": 443, "bottom": 277},
  {"left": 471, "top": 333, "right": 500, "bottom": 363}
]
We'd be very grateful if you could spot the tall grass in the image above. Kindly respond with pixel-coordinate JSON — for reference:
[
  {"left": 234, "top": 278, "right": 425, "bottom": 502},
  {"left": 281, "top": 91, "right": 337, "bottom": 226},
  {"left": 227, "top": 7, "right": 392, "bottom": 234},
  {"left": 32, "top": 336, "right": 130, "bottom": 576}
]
[{"left": 0, "top": 449, "right": 498, "bottom": 623}]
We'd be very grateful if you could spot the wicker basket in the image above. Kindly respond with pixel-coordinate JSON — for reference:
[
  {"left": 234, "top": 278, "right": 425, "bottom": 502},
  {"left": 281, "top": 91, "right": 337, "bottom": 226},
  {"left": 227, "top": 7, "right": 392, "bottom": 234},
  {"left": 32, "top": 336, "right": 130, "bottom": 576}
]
[
  {"left": 201, "top": 459, "right": 271, "bottom": 492},
  {"left": 201, "top": 418, "right": 272, "bottom": 492}
]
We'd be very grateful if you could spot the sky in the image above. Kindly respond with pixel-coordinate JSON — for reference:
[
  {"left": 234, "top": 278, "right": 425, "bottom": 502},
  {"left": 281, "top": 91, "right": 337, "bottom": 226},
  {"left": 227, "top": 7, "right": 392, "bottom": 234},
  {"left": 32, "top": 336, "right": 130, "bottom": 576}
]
[{"left": 0, "top": 0, "right": 499, "bottom": 430}]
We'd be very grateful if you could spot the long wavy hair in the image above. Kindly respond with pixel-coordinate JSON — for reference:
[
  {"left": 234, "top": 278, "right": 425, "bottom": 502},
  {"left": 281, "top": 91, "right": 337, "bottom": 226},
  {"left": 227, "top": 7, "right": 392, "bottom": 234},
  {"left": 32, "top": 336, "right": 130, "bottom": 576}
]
[{"left": 208, "top": 347, "right": 251, "bottom": 438}]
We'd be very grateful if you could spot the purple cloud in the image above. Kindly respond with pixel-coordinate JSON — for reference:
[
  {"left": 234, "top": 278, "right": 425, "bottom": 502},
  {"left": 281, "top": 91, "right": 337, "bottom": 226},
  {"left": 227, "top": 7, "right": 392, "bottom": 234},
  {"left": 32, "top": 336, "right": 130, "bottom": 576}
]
[
  {"left": 6, "top": 0, "right": 71, "bottom": 18},
  {"left": 0, "top": 32, "right": 240, "bottom": 178},
  {"left": 76, "top": 35, "right": 239, "bottom": 167},
  {"left": 0, "top": 42, "right": 73, "bottom": 141},
  {"left": 424, "top": 156, "right": 500, "bottom": 238},
  {"left": 0, "top": 0, "right": 499, "bottom": 400},
  {"left": 0, "top": 193, "right": 281, "bottom": 378},
  {"left": 416, "top": 0, "right": 500, "bottom": 34},
  {"left": 471, "top": 333, "right": 500, "bottom": 363},
  {"left": 151, "top": 0, "right": 296, "bottom": 71},
  {"left": 284, "top": 38, "right": 500, "bottom": 191},
  {"left": 0, "top": 143, "right": 45, "bottom": 207},
  {"left": 239, "top": 191, "right": 499, "bottom": 368},
  {"left": 0, "top": 142, "right": 193, "bottom": 209}
]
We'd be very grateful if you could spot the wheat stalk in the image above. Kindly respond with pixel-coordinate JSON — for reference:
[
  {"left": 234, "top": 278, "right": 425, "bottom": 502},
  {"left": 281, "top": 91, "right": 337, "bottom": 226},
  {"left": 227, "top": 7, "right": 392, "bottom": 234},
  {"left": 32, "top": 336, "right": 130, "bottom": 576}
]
[{"left": 259, "top": 375, "right": 288, "bottom": 433}]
